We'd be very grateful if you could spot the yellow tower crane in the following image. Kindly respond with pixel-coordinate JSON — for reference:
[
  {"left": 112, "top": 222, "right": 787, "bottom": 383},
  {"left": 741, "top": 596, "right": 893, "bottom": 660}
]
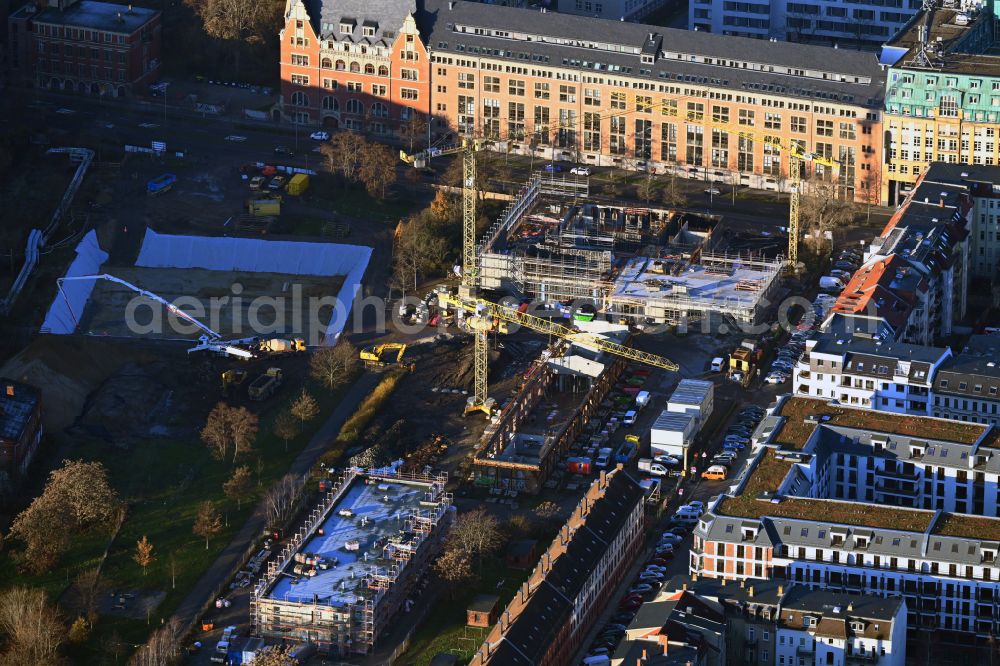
[
  {"left": 440, "top": 293, "right": 678, "bottom": 416},
  {"left": 655, "top": 104, "right": 841, "bottom": 268}
]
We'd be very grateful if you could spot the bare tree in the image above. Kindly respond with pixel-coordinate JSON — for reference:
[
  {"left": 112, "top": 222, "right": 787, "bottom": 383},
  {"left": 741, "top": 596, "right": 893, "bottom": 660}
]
[
  {"left": 448, "top": 508, "right": 504, "bottom": 562},
  {"left": 638, "top": 172, "right": 659, "bottom": 205},
  {"left": 393, "top": 214, "right": 449, "bottom": 293},
  {"left": 321, "top": 132, "right": 367, "bottom": 183},
  {"left": 359, "top": 142, "right": 398, "bottom": 199},
  {"left": 128, "top": 617, "right": 181, "bottom": 666},
  {"left": 201, "top": 403, "right": 259, "bottom": 463},
  {"left": 799, "top": 178, "right": 857, "bottom": 249},
  {"left": 193, "top": 501, "right": 223, "bottom": 550},
  {"left": 264, "top": 473, "right": 303, "bottom": 526},
  {"left": 184, "top": 0, "right": 275, "bottom": 72},
  {"left": 9, "top": 460, "right": 121, "bottom": 574},
  {"left": 133, "top": 536, "right": 155, "bottom": 576},
  {"left": 0, "top": 587, "right": 66, "bottom": 665},
  {"left": 223, "top": 466, "right": 253, "bottom": 510},
  {"left": 290, "top": 389, "right": 320, "bottom": 424},
  {"left": 432, "top": 547, "right": 476, "bottom": 598},
  {"left": 273, "top": 411, "right": 301, "bottom": 453},
  {"left": 399, "top": 114, "right": 428, "bottom": 155},
  {"left": 660, "top": 170, "right": 685, "bottom": 208},
  {"left": 310, "top": 341, "right": 359, "bottom": 390}
]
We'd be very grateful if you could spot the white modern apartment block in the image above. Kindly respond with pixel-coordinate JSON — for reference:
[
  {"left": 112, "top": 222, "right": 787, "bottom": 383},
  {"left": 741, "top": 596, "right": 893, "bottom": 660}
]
[
  {"left": 688, "top": 0, "right": 921, "bottom": 45},
  {"left": 932, "top": 335, "right": 1000, "bottom": 426},
  {"left": 692, "top": 396, "right": 1000, "bottom": 643},
  {"left": 665, "top": 378, "right": 715, "bottom": 427},
  {"left": 794, "top": 333, "right": 951, "bottom": 414}
]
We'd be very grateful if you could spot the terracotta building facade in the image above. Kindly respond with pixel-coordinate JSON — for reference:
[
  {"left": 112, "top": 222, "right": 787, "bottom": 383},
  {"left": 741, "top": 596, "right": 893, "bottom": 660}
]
[{"left": 279, "top": 0, "right": 886, "bottom": 203}]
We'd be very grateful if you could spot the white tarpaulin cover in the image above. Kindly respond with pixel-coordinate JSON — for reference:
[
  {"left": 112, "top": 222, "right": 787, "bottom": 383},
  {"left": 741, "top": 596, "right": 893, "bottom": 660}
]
[
  {"left": 134, "top": 229, "right": 372, "bottom": 343},
  {"left": 41, "top": 230, "right": 109, "bottom": 334}
]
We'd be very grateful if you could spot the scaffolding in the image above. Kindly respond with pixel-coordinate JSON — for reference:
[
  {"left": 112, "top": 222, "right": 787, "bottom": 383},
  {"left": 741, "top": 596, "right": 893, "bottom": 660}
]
[{"left": 250, "top": 468, "right": 452, "bottom": 656}]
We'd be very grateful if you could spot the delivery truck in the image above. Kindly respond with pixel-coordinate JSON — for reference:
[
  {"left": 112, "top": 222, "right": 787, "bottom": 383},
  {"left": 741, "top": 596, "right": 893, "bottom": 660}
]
[{"left": 285, "top": 173, "right": 310, "bottom": 196}]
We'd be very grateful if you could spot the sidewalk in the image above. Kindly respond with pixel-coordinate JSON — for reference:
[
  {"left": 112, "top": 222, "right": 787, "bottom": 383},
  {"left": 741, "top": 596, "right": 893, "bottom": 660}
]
[{"left": 172, "top": 371, "right": 383, "bottom": 635}]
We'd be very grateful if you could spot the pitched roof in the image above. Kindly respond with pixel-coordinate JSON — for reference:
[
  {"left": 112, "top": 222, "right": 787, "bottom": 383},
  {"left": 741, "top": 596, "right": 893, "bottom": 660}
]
[
  {"left": 417, "top": 0, "right": 884, "bottom": 105},
  {"left": 829, "top": 256, "right": 922, "bottom": 332},
  {"left": 305, "top": 0, "right": 415, "bottom": 45}
]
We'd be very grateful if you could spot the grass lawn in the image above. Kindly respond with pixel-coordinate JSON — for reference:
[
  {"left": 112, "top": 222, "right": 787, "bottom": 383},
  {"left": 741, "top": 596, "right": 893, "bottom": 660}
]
[
  {"left": 0, "top": 374, "right": 352, "bottom": 663},
  {"left": 309, "top": 178, "right": 418, "bottom": 225},
  {"left": 399, "top": 556, "right": 531, "bottom": 666}
]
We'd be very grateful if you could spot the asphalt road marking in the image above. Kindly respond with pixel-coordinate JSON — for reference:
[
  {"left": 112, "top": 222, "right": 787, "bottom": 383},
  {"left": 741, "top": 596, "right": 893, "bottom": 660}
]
[
  {"left": 225, "top": 135, "right": 247, "bottom": 142},
  {"left": 139, "top": 122, "right": 159, "bottom": 128}
]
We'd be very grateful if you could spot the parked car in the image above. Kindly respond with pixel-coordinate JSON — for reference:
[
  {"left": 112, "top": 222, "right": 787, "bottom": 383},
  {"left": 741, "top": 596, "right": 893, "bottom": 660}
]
[
  {"left": 268, "top": 176, "right": 287, "bottom": 190},
  {"left": 765, "top": 372, "right": 788, "bottom": 384},
  {"left": 653, "top": 454, "right": 681, "bottom": 467},
  {"left": 705, "top": 187, "right": 721, "bottom": 195},
  {"left": 544, "top": 163, "right": 563, "bottom": 172},
  {"left": 309, "top": 131, "right": 331, "bottom": 141},
  {"left": 686, "top": 501, "right": 705, "bottom": 512},
  {"left": 659, "top": 533, "right": 682, "bottom": 545},
  {"left": 702, "top": 465, "right": 728, "bottom": 481},
  {"left": 571, "top": 166, "right": 591, "bottom": 176},
  {"left": 273, "top": 145, "right": 294, "bottom": 156}
]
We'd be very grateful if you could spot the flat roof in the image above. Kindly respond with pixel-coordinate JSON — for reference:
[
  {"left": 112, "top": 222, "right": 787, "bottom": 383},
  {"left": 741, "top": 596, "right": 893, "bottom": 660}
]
[
  {"left": 31, "top": 1, "right": 159, "bottom": 33},
  {"left": 266, "top": 474, "right": 443, "bottom": 607},
  {"left": 771, "top": 397, "right": 988, "bottom": 451},
  {"left": 611, "top": 257, "right": 775, "bottom": 309},
  {"left": 653, "top": 410, "right": 696, "bottom": 432},
  {"left": 886, "top": 6, "right": 1000, "bottom": 76}
]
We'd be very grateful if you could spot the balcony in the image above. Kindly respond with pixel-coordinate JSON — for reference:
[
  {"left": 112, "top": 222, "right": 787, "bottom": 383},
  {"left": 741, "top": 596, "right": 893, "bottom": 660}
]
[
  {"left": 875, "top": 481, "right": 919, "bottom": 497},
  {"left": 874, "top": 467, "right": 921, "bottom": 481},
  {"left": 847, "top": 653, "right": 879, "bottom": 665}
]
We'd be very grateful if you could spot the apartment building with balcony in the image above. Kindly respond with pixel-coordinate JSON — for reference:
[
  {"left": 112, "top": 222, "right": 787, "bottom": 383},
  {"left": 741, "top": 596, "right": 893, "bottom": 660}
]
[
  {"left": 793, "top": 332, "right": 951, "bottom": 414},
  {"left": 692, "top": 395, "right": 1000, "bottom": 643},
  {"left": 880, "top": 2, "right": 1000, "bottom": 204},
  {"left": 688, "top": 0, "right": 920, "bottom": 47},
  {"left": 279, "top": 0, "right": 888, "bottom": 203},
  {"left": 468, "top": 466, "right": 645, "bottom": 665},
  {"left": 620, "top": 576, "right": 906, "bottom": 666},
  {"left": 932, "top": 335, "right": 1000, "bottom": 426},
  {"left": 7, "top": 0, "right": 161, "bottom": 97}
]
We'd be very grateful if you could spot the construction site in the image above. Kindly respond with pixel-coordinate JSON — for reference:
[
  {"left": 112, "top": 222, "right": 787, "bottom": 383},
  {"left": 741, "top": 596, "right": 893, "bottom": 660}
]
[
  {"left": 476, "top": 176, "right": 783, "bottom": 328},
  {"left": 250, "top": 467, "right": 452, "bottom": 656}
]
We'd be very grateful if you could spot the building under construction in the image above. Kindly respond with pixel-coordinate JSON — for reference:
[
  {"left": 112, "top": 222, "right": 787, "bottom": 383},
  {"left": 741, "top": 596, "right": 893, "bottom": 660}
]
[
  {"left": 472, "top": 321, "right": 633, "bottom": 494},
  {"left": 476, "top": 177, "right": 782, "bottom": 326},
  {"left": 250, "top": 468, "right": 451, "bottom": 656}
]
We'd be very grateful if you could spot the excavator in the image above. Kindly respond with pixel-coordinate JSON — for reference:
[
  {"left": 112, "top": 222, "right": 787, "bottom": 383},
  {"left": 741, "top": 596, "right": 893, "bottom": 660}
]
[{"left": 359, "top": 343, "right": 411, "bottom": 369}]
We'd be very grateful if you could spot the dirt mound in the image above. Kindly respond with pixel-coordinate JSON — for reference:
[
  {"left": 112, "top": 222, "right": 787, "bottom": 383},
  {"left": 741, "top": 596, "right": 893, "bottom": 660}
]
[
  {"left": 73, "top": 359, "right": 194, "bottom": 445},
  {"left": 0, "top": 337, "right": 152, "bottom": 434}
]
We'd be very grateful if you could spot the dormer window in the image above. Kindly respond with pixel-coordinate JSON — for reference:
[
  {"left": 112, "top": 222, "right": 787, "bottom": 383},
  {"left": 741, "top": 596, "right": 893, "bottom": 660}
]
[
  {"left": 804, "top": 615, "right": 818, "bottom": 627},
  {"left": 362, "top": 22, "right": 377, "bottom": 37},
  {"left": 850, "top": 621, "right": 865, "bottom": 632},
  {"left": 641, "top": 54, "right": 654, "bottom": 64},
  {"left": 340, "top": 21, "right": 354, "bottom": 34}
]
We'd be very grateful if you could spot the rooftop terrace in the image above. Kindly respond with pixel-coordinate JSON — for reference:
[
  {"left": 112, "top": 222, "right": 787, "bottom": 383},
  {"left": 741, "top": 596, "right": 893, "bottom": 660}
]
[
  {"left": 716, "top": 449, "right": 937, "bottom": 533},
  {"left": 772, "top": 397, "right": 988, "bottom": 451}
]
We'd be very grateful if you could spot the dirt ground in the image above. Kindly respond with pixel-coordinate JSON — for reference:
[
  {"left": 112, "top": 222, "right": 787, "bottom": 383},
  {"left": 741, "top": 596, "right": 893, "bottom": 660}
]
[
  {"left": 78, "top": 266, "right": 344, "bottom": 341},
  {"left": 348, "top": 333, "right": 550, "bottom": 473}
]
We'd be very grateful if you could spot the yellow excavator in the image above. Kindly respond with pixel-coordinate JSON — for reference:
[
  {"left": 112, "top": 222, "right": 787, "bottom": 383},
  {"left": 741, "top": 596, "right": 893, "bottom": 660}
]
[
  {"left": 359, "top": 343, "right": 410, "bottom": 369},
  {"left": 221, "top": 368, "right": 248, "bottom": 396}
]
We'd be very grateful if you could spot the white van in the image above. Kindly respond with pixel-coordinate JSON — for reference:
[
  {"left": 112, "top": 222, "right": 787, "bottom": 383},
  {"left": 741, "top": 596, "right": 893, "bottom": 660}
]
[
  {"left": 711, "top": 357, "right": 725, "bottom": 372},
  {"left": 624, "top": 410, "right": 638, "bottom": 426},
  {"left": 595, "top": 447, "right": 614, "bottom": 468}
]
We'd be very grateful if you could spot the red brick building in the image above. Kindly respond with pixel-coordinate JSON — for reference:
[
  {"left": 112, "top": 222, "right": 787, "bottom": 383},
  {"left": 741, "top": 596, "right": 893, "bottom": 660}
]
[{"left": 8, "top": 0, "right": 161, "bottom": 97}]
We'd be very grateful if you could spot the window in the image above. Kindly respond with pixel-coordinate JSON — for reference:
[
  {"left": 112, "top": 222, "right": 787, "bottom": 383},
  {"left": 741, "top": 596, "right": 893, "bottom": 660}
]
[
  {"left": 839, "top": 122, "right": 856, "bottom": 140},
  {"left": 290, "top": 74, "right": 309, "bottom": 86},
  {"left": 400, "top": 88, "right": 419, "bottom": 101},
  {"left": 370, "top": 102, "right": 388, "bottom": 118},
  {"left": 635, "top": 95, "right": 652, "bottom": 113},
  {"left": 560, "top": 85, "right": 576, "bottom": 103},
  {"left": 509, "top": 79, "right": 525, "bottom": 96},
  {"left": 346, "top": 98, "right": 363, "bottom": 114},
  {"left": 535, "top": 106, "right": 551, "bottom": 145},
  {"left": 335, "top": 60, "right": 346, "bottom": 71},
  {"left": 687, "top": 101, "right": 704, "bottom": 121},
  {"left": 611, "top": 92, "right": 626, "bottom": 110},
  {"left": 458, "top": 72, "right": 474, "bottom": 89},
  {"left": 364, "top": 63, "right": 375, "bottom": 75},
  {"left": 534, "top": 82, "right": 549, "bottom": 99},
  {"left": 764, "top": 112, "right": 781, "bottom": 130},
  {"left": 290, "top": 54, "right": 308, "bottom": 66},
  {"left": 508, "top": 102, "right": 525, "bottom": 140},
  {"left": 371, "top": 84, "right": 386, "bottom": 96},
  {"left": 940, "top": 95, "right": 959, "bottom": 118},
  {"left": 290, "top": 91, "right": 309, "bottom": 106},
  {"left": 349, "top": 61, "right": 360, "bottom": 73},
  {"left": 817, "top": 119, "right": 833, "bottom": 137},
  {"left": 791, "top": 116, "right": 806, "bottom": 133},
  {"left": 347, "top": 81, "right": 362, "bottom": 92},
  {"left": 362, "top": 25, "right": 376, "bottom": 37},
  {"left": 401, "top": 68, "right": 418, "bottom": 81},
  {"left": 584, "top": 88, "right": 601, "bottom": 106},
  {"left": 739, "top": 109, "right": 754, "bottom": 126},
  {"left": 340, "top": 22, "right": 354, "bottom": 34},
  {"left": 484, "top": 76, "right": 500, "bottom": 93},
  {"left": 711, "top": 105, "right": 729, "bottom": 124},
  {"left": 378, "top": 65, "right": 389, "bottom": 77}
]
